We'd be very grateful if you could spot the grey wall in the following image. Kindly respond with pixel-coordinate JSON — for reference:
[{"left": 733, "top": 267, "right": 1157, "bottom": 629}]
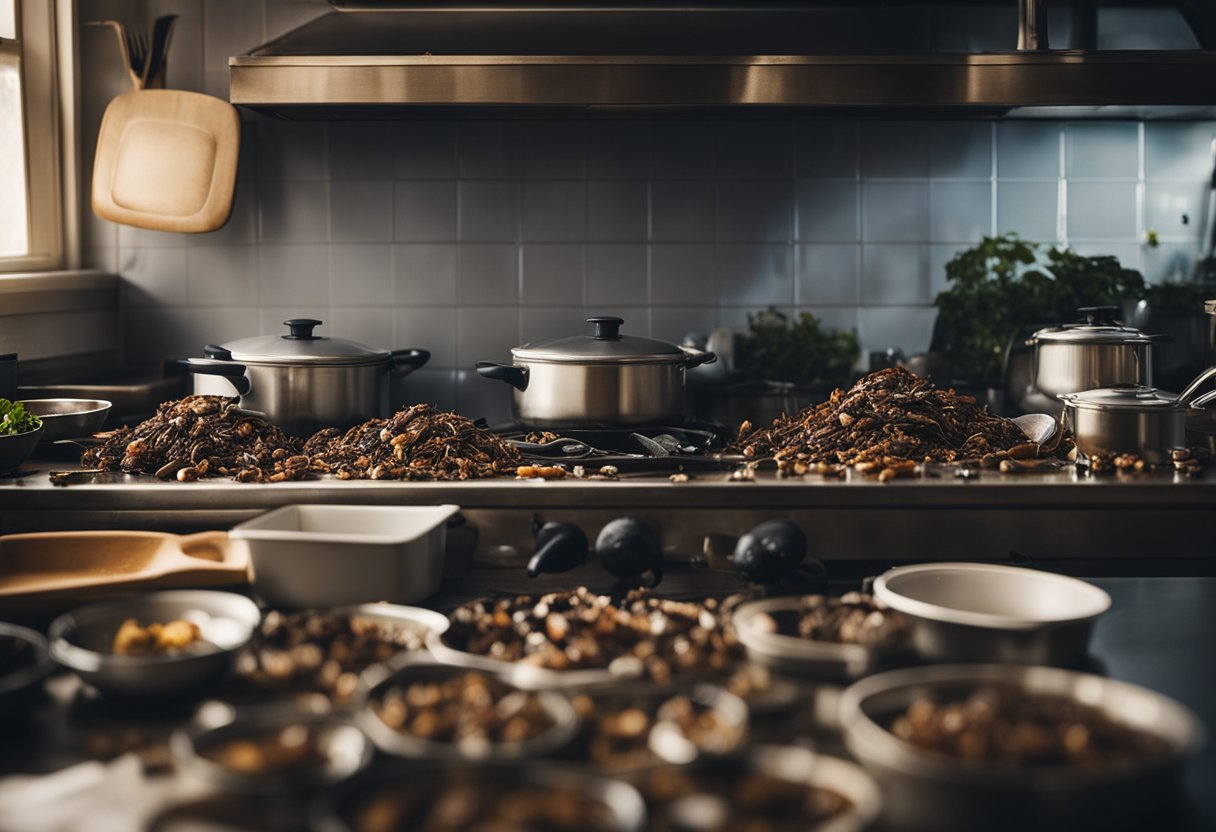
[{"left": 80, "top": 0, "right": 1216, "bottom": 424}]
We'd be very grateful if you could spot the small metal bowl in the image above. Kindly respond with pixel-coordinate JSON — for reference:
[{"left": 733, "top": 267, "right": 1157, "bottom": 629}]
[
  {"left": 171, "top": 700, "right": 373, "bottom": 794},
  {"left": 355, "top": 654, "right": 579, "bottom": 762},
  {"left": 734, "top": 596, "right": 911, "bottom": 680},
  {"left": 316, "top": 762, "right": 647, "bottom": 832},
  {"left": 18, "top": 398, "right": 111, "bottom": 445},
  {"left": 839, "top": 664, "right": 1205, "bottom": 831},
  {"left": 0, "top": 622, "right": 54, "bottom": 716},
  {"left": 0, "top": 423, "right": 43, "bottom": 473},
  {"left": 49, "top": 590, "right": 261, "bottom": 698},
  {"left": 873, "top": 562, "right": 1111, "bottom": 667}
]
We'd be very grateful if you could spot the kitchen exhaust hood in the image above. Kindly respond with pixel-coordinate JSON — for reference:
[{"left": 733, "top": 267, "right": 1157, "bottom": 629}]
[{"left": 229, "top": 1, "right": 1216, "bottom": 118}]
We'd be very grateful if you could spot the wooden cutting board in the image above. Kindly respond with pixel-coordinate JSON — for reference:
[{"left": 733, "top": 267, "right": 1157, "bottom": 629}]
[
  {"left": 0, "top": 531, "right": 248, "bottom": 613},
  {"left": 91, "top": 89, "right": 240, "bottom": 233}
]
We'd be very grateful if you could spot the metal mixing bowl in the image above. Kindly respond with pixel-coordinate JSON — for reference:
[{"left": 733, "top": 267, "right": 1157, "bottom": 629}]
[
  {"left": 873, "top": 562, "right": 1111, "bottom": 667},
  {"left": 18, "top": 398, "right": 111, "bottom": 444},
  {"left": 0, "top": 423, "right": 43, "bottom": 473},
  {"left": 839, "top": 664, "right": 1205, "bottom": 832},
  {"left": 0, "top": 622, "right": 54, "bottom": 715},
  {"left": 49, "top": 590, "right": 261, "bottom": 697}
]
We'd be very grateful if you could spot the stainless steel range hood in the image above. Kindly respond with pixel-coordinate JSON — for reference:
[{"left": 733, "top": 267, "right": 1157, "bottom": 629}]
[{"left": 229, "top": 2, "right": 1216, "bottom": 117}]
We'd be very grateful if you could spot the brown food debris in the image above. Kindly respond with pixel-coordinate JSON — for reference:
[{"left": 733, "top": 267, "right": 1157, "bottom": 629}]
[
  {"left": 516, "top": 464, "right": 568, "bottom": 480},
  {"left": 111, "top": 618, "right": 204, "bottom": 656}
]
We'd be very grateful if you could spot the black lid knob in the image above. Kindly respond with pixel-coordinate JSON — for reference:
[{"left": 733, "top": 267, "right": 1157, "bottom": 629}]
[
  {"left": 283, "top": 318, "right": 322, "bottom": 340},
  {"left": 587, "top": 316, "right": 624, "bottom": 340}
]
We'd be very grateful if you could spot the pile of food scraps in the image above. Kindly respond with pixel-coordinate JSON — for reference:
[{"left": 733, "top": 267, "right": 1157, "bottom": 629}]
[{"left": 735, "top": 367, "right": 1068, "bottom": 480}]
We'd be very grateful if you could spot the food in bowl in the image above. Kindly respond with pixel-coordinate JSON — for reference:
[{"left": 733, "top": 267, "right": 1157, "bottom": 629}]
[
  {"left": 887, "top": 684, "right": 1172, "bottom": 766},
  {"left": 112, "top": 618, "right": 206, "bottom": 656},
  {"left": 442, "top": 587, "right": 747, "bottom": 683},
  {"left": 201, "top": 723, "right": 326, "bottom": 776},
  {"left": 748, "top": 592, "right": 907, "bottom": 647},
  {"left": 0, "top": 399, "right": 41, "bottom": 435},
  {"left": 372, "top": 671, "right": 554, "bottom": 751}
]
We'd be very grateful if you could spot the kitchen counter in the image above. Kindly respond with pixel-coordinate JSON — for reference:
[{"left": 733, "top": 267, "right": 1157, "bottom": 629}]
[
  {"left": 4, "top": 461, "right": 1215, "bottom": 572},
  {"left": 1, "top": 576, "right": 1213, "bottom": 830}
]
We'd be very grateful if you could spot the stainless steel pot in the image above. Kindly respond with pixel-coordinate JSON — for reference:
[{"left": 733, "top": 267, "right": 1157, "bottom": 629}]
[
  {"left": 183, "top": 319, "right": 429, "bottom": 435},
  {"left": 1028, "top": 306, "right": 1166, "bottom": 400},
  {"left": 477, "top": 316, "right": 716, "bottom": 429},
  {"left": 1058, "top": 366, "right": 1216, "bottom": 464}
]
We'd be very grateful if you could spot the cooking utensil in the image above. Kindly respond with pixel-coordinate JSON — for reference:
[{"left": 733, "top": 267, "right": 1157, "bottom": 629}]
[
  {"left": 0, "top": 531, "right": 248, "bottom": 613},
  {"left": 872, "top": 562, "right": 1110, "bottom": 667},
  {"left": 48, "top": 590, "right": 260, "bottom": 698},
  {"left": 16, "top": 399, "right": 112, "bottom": 446},
  {"left": 526, "top": 520, "right": 589, "bottom": 577},
  {"left": 355, "top": 655, "right": 579, "bottom": 762},
  {"left": 0, "top": 423, "right": 42, "bottom": 474},
  {"left": 1010, "top": 412, "right": 1058, "bottom": 445},
  {"left": 0, "top": 623, "right": 54, "bottom": 717},
  {"left": 170, "top": 701, "right": 373, "bottom": 794},
  {"left": 184, "top": 319, "right": 430, "bottom": 435},
  {"left": 1058, "top": 366, "right": 1216, "bottom": 464},
  {"left": 477, "top": 316, "right": 715, "bottom": 429},
  {"left": 1026, "top": 306, "right": 1165, "bottom": 401},
  {"left": 839, "top": 664, "right": 1205, "bottom": 832},
  {"left": 230, "top": 504, "right": 458, "bottom": 608},
  {"left": 596, "top": 517, "right": 664, "bottom": 587}
]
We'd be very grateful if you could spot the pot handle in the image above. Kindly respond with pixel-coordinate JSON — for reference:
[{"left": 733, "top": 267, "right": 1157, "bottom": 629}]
[
  {"left": 680, "top": 348, "right": 717, "bottom": 369},
  {"left": 390, "top": 348, "right": 431, "bottom": 375},
  {"left": 1178, "top": 366, "right": 1216, "bottom": 407},
  {"left": 180, "top": 358, "right": 252, "bottom": 396},
  {"left": 477, "top": 361, "right": 529, "bottom": 391}
]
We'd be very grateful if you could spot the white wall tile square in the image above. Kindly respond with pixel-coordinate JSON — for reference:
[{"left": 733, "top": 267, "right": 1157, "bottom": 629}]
[
  {"left": 329, "top": 306, "right": 393, "bottom": 349},
  {"left": 929, "top": 243, "right": 969, "bottom": 298},
  {"left": 120, "top": 247, "right": 188, "bottom": 307},
  {"left": 520, "top": 306, "right": 586, "bottom": 344},
  {"left": 996, "top": 122, "right": 1061, "bottom": 179},
  {"left": 396, "top": 306, "right": 458, "bottom": 368},
  {"left": 187, "top": 246, "right": 258, "bottom": 306},
  {"left": 715, "top": 122, "right": 792, "bottom": 179},
  {"left": 1067, "top": 181, "right": 1138, "bottom": 239},
  {"left": 395, "top": 244, "right": 457, "bottom": 306},
  {"left": 651, "top": 244, "right": 715, "bottom": 306},
  {"left": 260, "top": 305, "right": 329, "bottom": 336},
  {"left": 1140, "top": 243, "right": 1194, "bottom": 285},
  {"left": 331, "top": 244, "right": 393, "bottom": 307},
  {"left": 456, "top": 122, "right": 515, "bottom": 179},
  {"left": 456, "top": 307, "right": 521, "bottom": 368},
  {"left": 258, "top": 179, "right": 329, "bottom": 244},
  {"left": 1144, "top": 123, "right": 1216, "bottom": 181},
  {"left": 930, "top": 181, "right": 993, "bottom": 243},
  {"left": 930, "top": 123, "right": 993, "bottom": 179},
  {"left": 860, "top": 122, "right": 930, "bottom": 179},
  {"left": 716, "top": 180, "right": 793, "bottom": 242},
  {"left": 799, "top": 307, "right": 861, "bottom": 342},
  {"left": 651, "top": 121, "right": 715, "bottom": 179},
  {"left": 394, "top": 181, "right": 457, "bottom": 242},
  {"left": 1144, "top": 182, "right": 1204, "bottom": 240},
  {"left": 716, "top": 245, "right": 793, "bottom": 306},
  {"left": 329, "top": 123, "right": 396, "bottom": 180},
  {"left": 521, "top": 122, "right": 586, "bottom": 179},
  {"left": 394, "top": 368, "right": 457, "bottom": 413},
  {"left": 459, "top": 181, "right": 520, "bottom": 242},
  {"left": 862, "top": 181, "right": 930, "bottom": 242},
  {"left": 996, "top": 181, "right": 1059, "bottom": 241},
  {"left": 258, "top": 244, "right": 329, "bottom": 305},
  {"left": 1065, "top": 123, "right": 1139, "bottom": 180},
  {"left": 798, "top": 181, "right": 859, "bottom": 243},
  {"left": 798, "top": 244, "right": 860, "bottom": 306},
  {"left": 586, "top": 244, "right": 648, "bottom": 307},
  {"left": 396, "top": 122, "right": 459, "bottom": 179},
  {"left": 457, "top": 244, "right": 519, "bottom": 305},
  {"left": 522, "top": 181, "right": 586, "bottom": 242},
  {"left": 861, "top": 244, "right": 931, "bottom": 305},
  {"left": 859, "top": 306, "right": 939, "bottom": 354},
  {"left": 330, "top": 180, "right": 394, "bottom": 243},
  {"left": 256, "top": 119, "right": 327, "bottom": 180},
  {"left": 203, "top": 0, "right": 266, "bottom": 78},
  {"left": 521, "top": 244, "right": 584, "bottom": 306},
  {"left": 651, "top": 181, "right": 715, "bottom": 242},
  {"left": 588, "top": 181, "right": 648, "bottom": 242},
  {"left": 652, "top": 307, "right": 717, "bottom": 344},
  {"left": 454, "top": 368, "right": 512, "bottom": 424},
  {"left": 585, "top": 123, "right": 651, "bottom": 178},
  {"left": 795, "top": 123, "right": 857, "bottom": 180}
]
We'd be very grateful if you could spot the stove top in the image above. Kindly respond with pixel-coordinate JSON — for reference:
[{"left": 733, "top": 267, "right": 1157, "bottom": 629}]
[{"left": 498, "top": 423, "right": 744, "bottom": 473}]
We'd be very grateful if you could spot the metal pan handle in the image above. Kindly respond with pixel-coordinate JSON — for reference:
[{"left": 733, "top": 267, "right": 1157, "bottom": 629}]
[
  {"left": 180, "top": 358, "right": 251, "bottom": 396},
  {"left": 1177, "top": 366, "right": 1216, "bottom": 407},
  {"left": 680, "top": 347, "right": 717, "bottom": 369}
]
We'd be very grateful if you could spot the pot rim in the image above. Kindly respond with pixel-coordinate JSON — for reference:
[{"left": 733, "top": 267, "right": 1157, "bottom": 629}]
[{"left": 508, "top": 348, "right": 693, "bottom": 366}]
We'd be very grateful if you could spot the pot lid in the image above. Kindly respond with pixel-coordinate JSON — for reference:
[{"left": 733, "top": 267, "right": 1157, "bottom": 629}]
[
  {"left": 1060, "top": 384, "right": 1181, "bottom": 412},
  {"left": 513, "top": 317, "right": 687, "bottom": 364},
  {"left": 1031, "top": 306, "right": 1155, "bottom": 345},
  {"left": 219, "top": 319, "right": 391, "bottom": 365}
]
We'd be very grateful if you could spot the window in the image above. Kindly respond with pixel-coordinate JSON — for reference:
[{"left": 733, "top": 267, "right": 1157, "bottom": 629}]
[{"left": 0, "top": 0, "right": 64, "bottom": 272}]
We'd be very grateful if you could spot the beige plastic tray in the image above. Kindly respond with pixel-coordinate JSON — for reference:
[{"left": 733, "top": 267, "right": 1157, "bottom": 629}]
[
  {"left": 0, "top": 531, "right": 248, "bottom": 612},
  {"left": 92, "top": 89, "right": 240, "bottom": 233}
]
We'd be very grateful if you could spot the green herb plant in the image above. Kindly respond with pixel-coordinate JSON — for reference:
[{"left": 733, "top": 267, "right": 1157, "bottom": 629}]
[
  {"left": 734, "top": 308, "right": 860, "bottom": 389},
  {"left": 0, "top": 399, "right": 41, "bottom": 436},
  {"left": 932, "top": 234, "right": 1146, "bottom": 386}
]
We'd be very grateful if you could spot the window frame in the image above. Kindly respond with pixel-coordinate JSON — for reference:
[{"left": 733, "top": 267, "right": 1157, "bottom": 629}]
[{"left": 0, "top": 0, "right": 70, "bottom": 274}]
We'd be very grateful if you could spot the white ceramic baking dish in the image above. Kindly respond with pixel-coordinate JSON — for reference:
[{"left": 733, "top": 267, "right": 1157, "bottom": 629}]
[{"left": 230, "top": 504, "right": 460, "bottom": 608}]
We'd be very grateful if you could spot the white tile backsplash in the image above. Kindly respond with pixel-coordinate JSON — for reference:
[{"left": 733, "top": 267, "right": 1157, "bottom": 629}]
[{"left": 81, "top": 4, "right": 1216, "bottom": 400}]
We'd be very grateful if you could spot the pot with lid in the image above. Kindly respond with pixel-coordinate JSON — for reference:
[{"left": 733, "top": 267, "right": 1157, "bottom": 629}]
[
  {"left": 184, "top": 319, "right": 430, "bottom": 435},
  {"left": 477, "top": 316, "right": 716, "bottom": 429},
  {"left": 1027, "top": 306, "right": 1169, "bottom": 402},
  {"left": 1059, "top": 367, "right": 1216, "bottom": 464}
]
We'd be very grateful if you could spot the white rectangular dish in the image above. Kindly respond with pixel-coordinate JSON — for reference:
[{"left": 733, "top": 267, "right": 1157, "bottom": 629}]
[{"left": 230, "top": 504, "right": 460, "bottom": 608}]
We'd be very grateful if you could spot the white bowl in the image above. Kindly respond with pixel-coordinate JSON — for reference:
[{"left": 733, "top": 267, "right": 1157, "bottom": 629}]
[
  {"left": 873, "top": 562, "right": 1111, "bottom": 666},
  {"left": 231, "top": 504, "right": 460, "bottom": 608}
]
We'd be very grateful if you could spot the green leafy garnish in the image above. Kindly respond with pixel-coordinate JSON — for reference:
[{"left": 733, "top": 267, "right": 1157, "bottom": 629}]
[
  {"left": 735, "top": 308, "right": 860, "bottom": 389},
  {"left": 0, "top": 399, "right": 41, "bottom": 436}
]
